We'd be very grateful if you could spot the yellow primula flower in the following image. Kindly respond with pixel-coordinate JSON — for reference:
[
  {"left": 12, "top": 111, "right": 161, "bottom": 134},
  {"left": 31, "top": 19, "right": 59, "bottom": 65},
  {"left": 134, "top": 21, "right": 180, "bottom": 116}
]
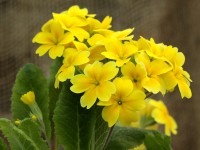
[
  {"left": 55, "top": 47, "right": 90, "bottom": 88},
  {"left": 135, "top": 52, "right": 172, "bottom": 94},
  {"left": 62, "top": 5, "right": 94, "bottom": 18},
  {"left": 53, "top": 12, "right": 89, "bottom": 42},
  {"left": 149, "top": 99, "right": 177, "bottom": 136},
  {"left": 161, "top": 52, "right": 192, "bottom": 98},
  {"left": 32, "top": 20, "right": 74, "bottom": 59},
  {"left": 20, "top": 91, "right": 35, "bottom": 106},
  {"left": 121, "top": 61, "right": 147, "bottom": 90},
  {"left": 86, "top": 16, "right": 112, "bottom": 32},
  {"left": 102, "top": 39, "right": 138, "bottom": 67},
  {"left": 70, "top": 61, "right": 119, "bottom": 109},
  {"left": 98, "top": 78, "right": 145, "bottom": 127}
]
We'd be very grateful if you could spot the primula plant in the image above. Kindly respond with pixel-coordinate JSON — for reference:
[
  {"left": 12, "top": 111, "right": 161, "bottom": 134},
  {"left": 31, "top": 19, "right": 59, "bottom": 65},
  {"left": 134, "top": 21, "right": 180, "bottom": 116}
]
[{"left": 0, "top": 5, "right": 192, "bottom": 150}]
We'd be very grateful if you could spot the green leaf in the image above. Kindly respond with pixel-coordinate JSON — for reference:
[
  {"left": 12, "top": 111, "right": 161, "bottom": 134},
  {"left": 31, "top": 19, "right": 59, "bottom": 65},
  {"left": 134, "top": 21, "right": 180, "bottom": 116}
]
[
  {"left": 11, "top": 63, "right": 51, "bottom": 139},
  {"left": 0, "top": 136, "right": 8, "bottom": 150},
  {"left": 18, "top": 119, "right": 49, "bottom": 150},
  {"left": 53, "top": 81, "right": 96, "bottom": 150},
  {"left": 94, "top": 107, "right": 109, "bottom": 150},
  {"left": 0, "top": 118, "right": 39, "bottom": 150},
  {"left": 105, "top": 126, "right": 145, "bottom": 150},
  {"left": 48, "top": 58, "right": 63, "bottom": 126},
  {"left": 140, "top": 116, "right": 156, "bottom": 128},
  {"left": 144, "top": 130, "right": 172, "bottom": 150}
]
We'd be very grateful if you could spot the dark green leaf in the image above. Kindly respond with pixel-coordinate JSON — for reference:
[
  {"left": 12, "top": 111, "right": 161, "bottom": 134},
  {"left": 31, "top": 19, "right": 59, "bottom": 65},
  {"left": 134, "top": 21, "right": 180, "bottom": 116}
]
[
  {"left": 94, "top": 107, "right": 109, "bottom": 150},
  {"left": 0, "top": 118, "right": 39, "bottom": 150},
  {"left": 48, "top": 58, "right": 63, "bottom": 126},
  {"left": 0, "top": 136, "right": 8, "bottom": 150},
  {"left": 11, "top": 63, "right": 51, "bottom": 139},
  {"left": 144, "top": 130, "right": 172, "bottom": 150},
  {"left": 18, "top": 119, "right": 49, "bottom": 150},
  {"left": 105, "top": 126, "right": 145, "bottom": 150},
  {"left": 53, "top": 81, "right": 96, "bottom": 150},
  {"left": 140, "top": 116, "right": 156, "bottom": 128}
]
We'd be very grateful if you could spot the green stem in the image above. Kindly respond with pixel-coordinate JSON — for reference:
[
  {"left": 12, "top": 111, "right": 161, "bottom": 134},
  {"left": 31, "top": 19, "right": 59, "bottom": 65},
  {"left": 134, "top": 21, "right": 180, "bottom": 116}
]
[{"left": 102, "top": 125, "right": 115, "bottom": 150}]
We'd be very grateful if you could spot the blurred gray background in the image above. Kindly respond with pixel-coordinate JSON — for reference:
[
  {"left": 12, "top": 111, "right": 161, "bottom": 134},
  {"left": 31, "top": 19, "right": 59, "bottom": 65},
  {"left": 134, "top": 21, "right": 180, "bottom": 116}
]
[{"left": 0, "top": 0, "right": 199, "bottom": 149}]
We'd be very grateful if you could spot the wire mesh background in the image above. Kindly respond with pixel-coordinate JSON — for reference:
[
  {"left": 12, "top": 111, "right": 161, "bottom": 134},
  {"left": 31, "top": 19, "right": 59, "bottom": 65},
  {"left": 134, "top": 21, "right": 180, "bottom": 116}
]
[{"left": 0, "top": 0, "right": 200, "bottom": 149}]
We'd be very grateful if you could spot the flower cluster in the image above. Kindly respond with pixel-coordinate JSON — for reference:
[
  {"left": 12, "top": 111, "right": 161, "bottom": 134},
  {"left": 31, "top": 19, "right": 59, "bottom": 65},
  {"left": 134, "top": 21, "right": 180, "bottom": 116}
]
[{"left": 33, "top": 5, "right": 192, "bottom": 134}]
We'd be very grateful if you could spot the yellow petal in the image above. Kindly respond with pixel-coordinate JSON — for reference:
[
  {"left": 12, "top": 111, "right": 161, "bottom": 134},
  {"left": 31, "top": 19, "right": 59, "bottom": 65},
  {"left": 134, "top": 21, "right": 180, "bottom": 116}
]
[
  {"left": 57, "top": 66, "right": 75, "bottom": 81},
  {"left": 174, "top": 52, "right": 185, "bottom": 67},
  {"left": 84, "top": 61, "right": 102, "bottom": 80},
  {"left": 101, "top": 16, "right": 112, "bottom": 29},
  {"left": 50, "top": 21, "right": 64, "bottom": 40},
  {"left": 177, "top": 80, "right": 192, "bottom": 98},
  {"left": 116, "top": 58, "right": 130, "bottom": 67},
  {"left": 73, "top": 51, "right": 90, "bottom": 66},
  {"left": 100, "top": 61, "right": 119, "bottom": 81},
  {"left": 70, "top": 27, "right": 89, "bottom": 42},
  {"left": 74, "top": 41, "right": 88, "bottom": 51},
  {"left": 87, "top": 34, "right": 105, "bottom": 46},
  {"left": 32, "top": 32, "right": 55, "bottom": 44},
  {"left": 119, "top": 107, "right": 139, "bottom": 125},
  {"left": 49, "top": 45, "right": 64, "bottom": 59},
  {"left": 70, "top": 75, "right": 94, "bottom": 93},
  {"left": 165, "top": 116, "right": 178, "bottom": 136},
  {"left": 102, "top": 104, "right": 121, "bottom": 127},
  {"left": 80, "top": 88, "right": 97, "bottom": 109},
  {"left": 101, "top": 51, "right": 118, "bottom": 60},
  {"left": 151, "top": 109, "right": 166, "bottom": 124},
  {"left": 96, "top": 81, "right": 116, "bottom": 101},
  {"left": 124, "top": 90, "right": 146, "bottom": 110},
  {"left": 142, "top": 77, "right": 161, "bottom": 94},
  {"left": 97, "top": 100, "right": 113, "bottom": 106},
  {"left": 114, "top": 78, "right": 133, "bottom": 98},
  {"left": 35, "top": 45, "right": 53, "bottom": 56},
  {"left": 150, "top": 59, "right": 172, "bottom": 75},
  {"left": 89, "top": 45, "right": 106, "bottom": 61},
  {"left": 161, "top": 71, "right": 177, "bottom": 90},
  {"left": 59, "top": 32, "right": 74, "bottom": 45}
]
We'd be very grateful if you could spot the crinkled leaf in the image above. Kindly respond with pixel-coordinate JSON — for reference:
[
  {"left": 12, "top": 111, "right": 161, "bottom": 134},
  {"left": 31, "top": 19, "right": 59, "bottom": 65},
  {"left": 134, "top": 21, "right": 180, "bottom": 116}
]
[
  {"left": 0, "top": 136, "right": 8, "bottom": 150},
  {"left": 11, "top": 63, "right": 51, "bottom": 139},
  {"left": 144, "top": 130, "right": 172, "bottom": 150},
  {"left": 18, "top": 119, "right": 49, "bottom": 150},
  {"left": 105, "top": 126, "right": 145, "bottom": 150},
  {"left": 94, "top": 107, "right": 109, "bottom": 150},
  {"left": 105, "top": 127, "right": 172, "bottom": 150},
  {"left": 0, "top": 118, "right": 39, "bottom": 150},
  {"left": 53, "top": 81, "right": 96, "bottom": 150},
  {"left": 48, "top": 58, "right": 63, "bottom": 127}
]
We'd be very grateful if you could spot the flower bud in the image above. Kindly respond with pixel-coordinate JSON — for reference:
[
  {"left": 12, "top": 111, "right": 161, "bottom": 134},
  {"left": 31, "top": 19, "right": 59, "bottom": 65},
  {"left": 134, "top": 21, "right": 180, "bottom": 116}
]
[{"left": 20, "top": 91, "right": 35, "bottom": 106}]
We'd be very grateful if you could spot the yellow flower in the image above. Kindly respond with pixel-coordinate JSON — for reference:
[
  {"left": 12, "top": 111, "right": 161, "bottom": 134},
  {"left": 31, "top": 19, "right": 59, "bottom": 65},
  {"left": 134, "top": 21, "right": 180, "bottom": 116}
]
[
  {"left": 102, "top": 39, "right": 138, "bottom": 67},
  {"left": 161, "top": 52, "right": 192, "bottom": 98},
  {"left": 55, "top": 45, "right": 90, "bottom": 88},
  {"left": 20, "top": 91, "right": 35, "bottom": 106},
  {"left": 62, "top": 5, "right": 93, "bottom": 18},
  {"left": 135, "top": 52, "right": 172, "bottom": 94},
  {"left": 121, "top": 61, "right": 147, "bottom": 90},
  {"left": 70, "top": 61, "right": 119, "bottom": 109},
  {"left": 98, "top": 78, "right": 145, "bottom": 127},
  {"left": 149, "top": 99, "right": 177, "bottom": 136},
  {"left": 32, "top": 20, "right": 74, "bottom": 59},
  {"left": 53, "top": 12, "right": 89, "bottom": 42},
  {"left": 86, "top": 16, "right": 112, "bottom": 32}
]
